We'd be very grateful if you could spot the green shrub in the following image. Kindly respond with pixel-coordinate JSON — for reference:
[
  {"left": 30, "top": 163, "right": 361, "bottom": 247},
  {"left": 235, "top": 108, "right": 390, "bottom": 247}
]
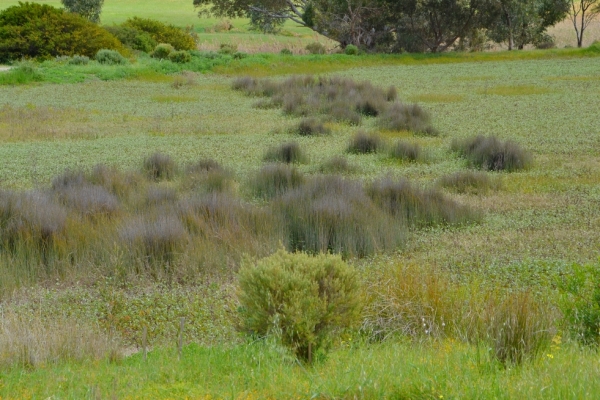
[
  {"left": 168, "top": 50, "right": 192, "bottom": 64},
  {"left": 61, "top": 0, "right": 104, "bottom": 23},
  {"left": 68, "top": 55, "right": 90, "bottom": 65},
  {"left": 264, "top": 142, "right": 307, "bottom": 164},
  {"left": 280, "top": 48, "right": 293, "bottom": 55},
  {"left": 218, "top": 43, "right": 238, "bottom": 55},
  {"left": 95, "top": 49, "right": 128, "bottom": 65},
  {"left": 0, "top": 3, "right": 126, "bottom": 62},
  {"left": 151, "top": 43, "right": 174, "bottom": 60},
  {"left": 238, "top": 249, "right": 362, "bottom": 362},
  {"left": 143, "top": 152, "right": 177, "bottom": 181},
  {"left": 233, "top": 51, "right": 248, "bottom": 59},
  {"left": 250, "top": 164, "right": 305, "bottom": 199},
  {"left": 558, "top": 263, "right": 600, "bottom": 346},
  {"left": 122, "top": 17, "right": 196, "bottom": 50},
  {"left": 0, "top": 64, "right": 43, "bottom": 85},
  {"left": 451, "top": 135, "right": 532, "bottom": 172},
  {"left": 306, "top": 42, "right": 326, "bottom": 54},
  {"left": 344, "top": 44, "right": 359, "bottom": 55},
  {"left": 104, "top": 25, "right": 157, "bottom": 53},
  {"left": 347, "top": 131, "right": 384, "bottom": 154}
]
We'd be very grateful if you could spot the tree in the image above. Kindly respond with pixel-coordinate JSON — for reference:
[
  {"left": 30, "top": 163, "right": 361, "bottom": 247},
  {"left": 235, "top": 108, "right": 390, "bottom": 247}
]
[
  {"left": 567, "top": 0, "right": 600, "bottom": 47},
  {"left": 61, "top": 0, "right": 104, "bottom": 23},
  {"left": 487, "top": 0, "right": 568, "bottom": 50}
]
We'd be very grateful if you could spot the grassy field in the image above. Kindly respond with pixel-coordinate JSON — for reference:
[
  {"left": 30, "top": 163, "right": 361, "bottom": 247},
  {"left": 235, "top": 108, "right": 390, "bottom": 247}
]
[{"left": 1, "top": 2, "right": 600, "bottom": 398}]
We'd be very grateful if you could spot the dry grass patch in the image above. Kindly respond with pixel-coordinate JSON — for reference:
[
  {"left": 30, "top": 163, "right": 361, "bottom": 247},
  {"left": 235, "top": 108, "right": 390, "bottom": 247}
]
[
  {"left": 0, "top": 313, "right": 120, "bottom": 370},
  {"left": 480, "top": 85, "right": 554, "bottom": 96},
  {"left": 408, "top": 94, "right": 465, "bottom": 103},
  {"left": 151, "top": 95, "right": 197, "bottom": 103}
]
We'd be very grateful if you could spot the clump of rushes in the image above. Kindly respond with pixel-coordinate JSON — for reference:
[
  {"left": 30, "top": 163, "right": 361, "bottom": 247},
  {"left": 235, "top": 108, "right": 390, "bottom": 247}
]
[
  {"left": 264, "top": 142, "right": 307, "bottom": 164},
  {"left": 390, "top": 141, "right": 422, "bottom": 162},
  {"left": 232, "top": 76, "right": 436, "bottom": 133},
  {"left": 184, "top": 159, "right": 235, "bottom": 193},
  {"left": 295, "top": 118, "right": 330, "bottom": 136},
  {"left": 250, "top": 164, "right": 305, "bottom": 199},
  {"left": 320, "top": 156, "right": 357, "bottom": 174},
  {"left": 275, "top": 175, "right": 405, "bottom": 257},
  {"left": 347, "top": 131, "right": 384, "bottom": 154},
  {"left": 437, "top": 171, "right": 501, "bottom": 194},
  {"left": 367, "top": 177, "right": 481, "bottom": 227},
  {"left": 451, "top": 135, "right": 532, "bottom": 171},
  {"left": 143, "top": 152, "right": 177, "bottom": 181}
]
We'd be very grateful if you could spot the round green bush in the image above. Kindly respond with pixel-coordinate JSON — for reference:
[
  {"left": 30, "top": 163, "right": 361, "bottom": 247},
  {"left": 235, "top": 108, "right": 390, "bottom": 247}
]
[
  {"left": 344, "top": 44, "right": 359, "bottom": 55},
  {"left": 0, "top": 3, "right": 127, "bottom": 62},
  {"left": 68, "top": 55, "right": 90, "bottom": 65},
  {"left": 168, "top": 50, "right": 191, "bottom": 64},
  {"left": 238, "top": 249, "right": 362, "bottom": 362},
  {"left": 280, "top": 48, "right": 293, "bottom": 55},
  {"left": 305, "top": 42, "right": 326, "bottom": 55},
  {"left": 95, "top": 49, "right": 128, "bottom": 65},
  {"left": 151, "top": 43, "right": 174, "bottom": 59},
  {"left": 123, "top": 17, "right": 196, "bottom": 51},
  {"left": 105, "top": 25, "right": 157, "bottom": 53}
]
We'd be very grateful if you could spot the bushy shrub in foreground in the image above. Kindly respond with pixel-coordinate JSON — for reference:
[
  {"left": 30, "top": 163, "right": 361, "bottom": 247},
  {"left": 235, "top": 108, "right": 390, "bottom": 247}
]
[
  {"left": 105, "top": 25, "right": 157, "bottom": 53},
  {"left": 143, "top": 152, "right": 177, "bottom": 181},
  {"left": 0, "top": 3, "right": 126, "bottom": 62},
  {"left": 151, "top": 43, "right": 174, "bottom": 59},
  {"left": 238, "top": 249, "right": 362, "bottom": 362},
  {"left": 451, "top": 135, "right": 532, "bottom": 171}
]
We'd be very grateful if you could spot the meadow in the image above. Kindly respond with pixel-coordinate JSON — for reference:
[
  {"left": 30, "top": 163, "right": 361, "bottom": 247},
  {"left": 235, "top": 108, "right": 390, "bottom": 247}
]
[{"left": 1, "top": 1, "right": 600, "bottom": 398}]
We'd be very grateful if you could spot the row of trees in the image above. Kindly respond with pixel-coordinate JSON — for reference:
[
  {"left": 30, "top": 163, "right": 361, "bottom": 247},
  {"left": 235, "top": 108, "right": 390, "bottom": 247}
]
[{"left": 193, "top": 0, "right": 600, "bottom": 51}]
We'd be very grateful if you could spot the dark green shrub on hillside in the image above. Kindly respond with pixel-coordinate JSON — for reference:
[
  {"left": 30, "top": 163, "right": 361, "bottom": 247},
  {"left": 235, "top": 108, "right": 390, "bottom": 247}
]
[
  {"left": 105, "top": 25, "right": 157, "bottom": 53},
  {"left": 123, "top": 17, "right": 196, "bottom": 50},
  {"left": 168, "top": 50, "right": 192, "bottom": 64},
  {"left": 95, "top": 49, "right": 127, "bottom": 65},
  {"left": 451, "top": 135, "right": 532, "bottom": 171},
  {"left": 0, "top": 3, "right": 126, "bottom": 62},
  {"left": 238, "top": 249, "right": 362, "bottom": 362},
  {"left": 345, "top": 44, "right": 359, "bottom": 55}
]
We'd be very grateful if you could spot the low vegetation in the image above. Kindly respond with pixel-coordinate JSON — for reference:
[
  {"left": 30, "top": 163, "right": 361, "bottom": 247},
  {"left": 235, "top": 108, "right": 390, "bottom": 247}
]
[{"left": 451, "top": 135, "right": 533, "bottom": 171}]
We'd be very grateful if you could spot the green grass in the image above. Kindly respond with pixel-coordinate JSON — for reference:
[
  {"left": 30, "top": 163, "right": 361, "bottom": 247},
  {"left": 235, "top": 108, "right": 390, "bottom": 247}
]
[{"left": 1, "top": 339, "right": 599, "bottom": 399}]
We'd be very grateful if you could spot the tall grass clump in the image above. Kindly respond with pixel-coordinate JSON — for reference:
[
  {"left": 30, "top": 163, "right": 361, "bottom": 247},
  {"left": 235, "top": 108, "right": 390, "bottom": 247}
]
[
  {"left": 295, "top": 118, "right": 330, "bottom": 136},
  {"left": 143, "top": 152, "right": 177, "bottom": 180},
  {"left": 320, "top": 156, "right": 357, "bottom": 174},
  {"left": 558, "top": 263, "right": 600, "bottom": 346},
  {"left": 120, "top": 214, "right": 187, "bottom": 267},
  {"left": 51, "top": 169, "right": 120, "bottom": 217},
  {"left": 0, "top": 64, "right": 43, "bottom": 85},
  {"left": 347, "top": 131, "right": 384, "bottom": 154},
  {"left": 451, "top": 135, "right": 532, "bottom": 171},
  {"left": 184, "top": 159, "right": 234, "bottom": 193},
  {"left": 483, "top": 292, "right": 553, "bottom": 365},
  {"left": 390, "top": 141, "right": 422, "bottom": 162},
  {"left": 238, "top": 249, "right": 362, "bottom": 362},
  {"left": 378, "top": 103, "right": 437, "bottom": 135},
  {"left": 264, "top": 142, "right": 307, "bottom": 164},
  {"left": 232, "top": 76, "right": 435, "bottom": 133},
  {"left": 367, "top": 177, "right": 480, "bottom": 227},
  {"left": 275, "top": 176, "right": 404, "bottom": 257},
  {"left": 250, "top": 164, "right": 304, "bottom": 199},
  {"left": 437, "top": 171, "right": 501, "bottom": 194},
  {"left": 0, "top": 190, "right": 67, "bottom": 257},
  {"left": 0, "top": 313, "right": 120, "bottom": 370}
]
